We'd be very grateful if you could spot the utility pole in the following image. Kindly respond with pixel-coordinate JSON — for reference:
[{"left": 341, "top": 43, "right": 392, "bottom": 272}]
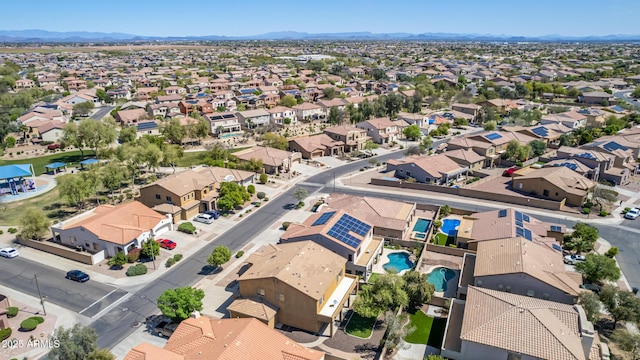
[{"left": 34, "top": 274, "right": 46, "bottom": 316}]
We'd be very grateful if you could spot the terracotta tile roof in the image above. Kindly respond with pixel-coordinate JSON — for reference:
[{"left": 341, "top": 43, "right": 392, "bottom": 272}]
[
  {"left": 142, "top": 166, "right": 254, "bottom": 197},
  {"left": 387, "top": 153, "right": 464, "bottom": 178},
  {"left": 461, "top": 286, "right": 590, "bottom": 360},
  {"left": 514, "top": 166, "right": 596, "bottom": 196},
  {"left": 323, "top": 124, "right": 366, "bottom": 136},
  {"left": 462, "top": 208, "right": 563, "bottom": 245},
  {"left": 475, "top": 237, "right": 581, "bottom": 296},
  {"left": 61, "top": 201, "right": 166, "bottom": 245},
  {"left": 235, "top": 146, "right": 295, "bottom": 167},
  {"left": 443, "top": 148, "right": 485, "bottom": 165},
  {"left": 325, "top": 193, "right": 414, "bottom": 232},
  {"left": 125, "top": 317, "right": 323, "bottom": 360},
  {"left": 361, "top": 117, "right": 395, "bottom": 129},
  {"left": 241, "top": 240, "right": 346, "bottom": 300},
  {"left": 117, "top": 108, "right": 148, "bottom": 124},
  {"left": 227, "top": 298, "right": 278, "bottom": 321},
  {"left": 292, "top": 102, "right": 323, "bottom": 110},
  {"left": 447, "top": 136, "right": 493, "bottom": 150},
  {"left": 289, "top": 134, "right": 344, "bottom": 153}
]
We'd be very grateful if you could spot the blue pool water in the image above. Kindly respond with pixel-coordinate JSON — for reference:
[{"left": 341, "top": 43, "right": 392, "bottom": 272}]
[
  {"left": 412, "top": 218, "right": 432, "bottom": 233},
  {"left": 220, "top": 133, "right": 237, "bottom": 139},
  {"left": 383, "top": 252, "right": 414, "bottom": 273},
  {"left": 427, "top": 267, "right": 457, "bottom": 292},
  {"left": 413, "top": 233, "right": 426, "bottom": 239},
  {"left": 441, "top": 219, "right": 461, "bottom": 236}
]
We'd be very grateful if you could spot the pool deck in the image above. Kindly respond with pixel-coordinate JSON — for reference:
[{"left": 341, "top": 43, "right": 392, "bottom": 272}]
[
  {"left": 372, "top": 248, "right": 414, "bottom": 275},
  {"left": 409, "top": 210, "right": 436, "bottom": 240}
]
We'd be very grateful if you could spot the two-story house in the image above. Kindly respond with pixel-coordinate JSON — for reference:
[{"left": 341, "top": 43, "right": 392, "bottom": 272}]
[
  {"left": 280, "top": 210, "right": 383, "bottom": 281},
  {"left": 229, "top": 240, "right": 357, "bottom": 336},
  {"left": 323, "top": 125, "right": 368, "bottom": 153},
  {"left": 356, "top": 117, "right": 398, "bottom": 144},
  {"left": 386, "top": 153, "right": 468, "bottom": 185},
  {"left": 205, "top": 112, "right": 242, "bottom": 135},
  {"left": 540, "top": 110, "right": 587, "bottom": 130},
  {"left": 266, "top": 106, "right": 297, "bottom": 126},
  {"left": 292, "top": 103, "right": 326, "bottom": 122},
  {"left": 237, "top": 109, "right": 271, "bottom": 129}
]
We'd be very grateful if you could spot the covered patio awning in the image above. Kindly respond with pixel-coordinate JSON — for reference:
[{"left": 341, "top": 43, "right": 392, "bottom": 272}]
[
  {"left": 79, "top": 158, "right": 99, "bottom": 166},
  {"left": 45, "top": 162, "right": 66, "bottom": 170}
]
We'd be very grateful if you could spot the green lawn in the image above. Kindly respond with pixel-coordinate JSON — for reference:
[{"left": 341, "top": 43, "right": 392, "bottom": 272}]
[
  {"left": 434, "top": 233, "right": 455, "bottom": 246},
  {"left": 404, "top": 310, "right": 433, "bottom": 344},
  {"left": 345, "top": 312, "right": 377, "bottom": 339},
  {"left": 0, "top": 150, "right": 95, "bottom": 176},
  {"left": 0, "top": 188, "right": 73, "bottom": 225},
  {"left": 175, "top": 147, "right": 251, "bottom": 167}
]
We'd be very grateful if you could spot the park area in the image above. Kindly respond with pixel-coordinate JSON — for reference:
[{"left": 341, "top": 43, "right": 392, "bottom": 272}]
[{"left": 0, "top": 150, "right": 95, "bottom": 175}]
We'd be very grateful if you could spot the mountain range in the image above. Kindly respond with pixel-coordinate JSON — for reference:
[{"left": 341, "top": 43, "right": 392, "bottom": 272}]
[{"left": 1, "top": 29, "right": 639, "bottom": 42}]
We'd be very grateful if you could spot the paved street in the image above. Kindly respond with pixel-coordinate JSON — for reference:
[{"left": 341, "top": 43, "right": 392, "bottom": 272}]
[
  {"left": 0, "top": 256, "right": 124, "bottom": 314},
  {"left": 613, "top": 90, "right": 640, "bottom": 110},
  {"left": 90, "top": 105, "right": 115, "bottom": 120}
]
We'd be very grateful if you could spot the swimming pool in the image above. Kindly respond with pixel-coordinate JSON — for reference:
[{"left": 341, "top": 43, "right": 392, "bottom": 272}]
[
  {"left": 383, "top": 252, "right": 414, "bottom": 273},
  {"left": 441, "top": 219, "right": 460, "bottom": 236},
  {"left": 412, "top": 218, "right": 432, "bottom": 233},
  {"left": 220, "top": 133, "right": 238, "bottom": 139},
  {"left": 413, "top": 233, "right": 426, "bottom": 240},
  {"left": 427, "top": 267, "right": 457, "bottom": 292}
]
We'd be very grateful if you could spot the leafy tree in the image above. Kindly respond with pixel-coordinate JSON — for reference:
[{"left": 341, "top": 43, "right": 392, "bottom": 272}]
[
  {"left": 207, "top": 245, "right": 231, "bottom": 268},
  {"left": 217, "top": 197, "right": 235, "bottom": 212},
  {"left": 372, "top": 68, "right": 387, "bottom": 80},
  {"left": 259, "top": 173, "right": 268, "bottom": 184},
  {"left": 364, "top": 139, "right": 379, "bottom": 151},
  {"left": 570, "top": 223, "right": 599, "bottom": 248},
  {"left": 62, "top": 122, "right": 86, "bottom": 158},
  {"left": 78, "top": 118, "right": 117, "bottom": 157},
  {"left": 322, "top": 87, "right": 337, "bottom": 100},
  {"left": 58, "top": 174, "right": 94, "bottom": 208},
  {"left": 605, "top": 246, "right": 619, "bottom": 258},
  {"left": 237, "top": 158, "right": 263, "bottom": 172},
  {"left": 293, "top": 187, "right": 308, "bottom": 202},
  {"left": 101, "top": 162, "right": 125, "bottom": 197},
  {"left": 247, "top": 184, "right": 256, "bottom": 194},
  {"left": 632, "top": 87, "right": 640, "bottom": 99},
  {"left": 157, "top": 286, "right": 205, "bottom": 322},
  {"left": 48, "top": 324, "right": 112, "bottom": 360},
  {"left": 505, "top": 140, "right": 520, "bottom": 160},
  {"left": 611, "top": 328, "right": 640, "bottom": 359},
  {"left": 453, "top": 118, "right": 468, "bottom": 127},
  {"left": 118, "top": 125, "right": 137, "bottom": 144},
  {"left": 108, "top": 252, "right": 127, "bottom": 268},
  {"left": 515, "top": 144, "right": 532, "bottom": 162},
  {"left": 5, "top": 136, "right": 15, "bottom": 148},
  {"left": 420, "top": 136, "right": 433, "bottom": 152},
  {"left": 163, "top": 118, "right": 186, "bottom": 144},
  {"left": 592, "top": 185, "right": 618, "bottom": 211},
  {"left": 578, "top": 291, "right": 601, "bottom": 324},
  {"left": 483, "top": 120, "right": 497, "bottom": 131},
  {"left": 261, "top": 132, "right": 288, "bottom": 150},
  {"left": 19, "top": 208, "right": 50, "bottom": 240},
  {"left": 141, "top": 238, "right": 160, "bottom": 259},
  {"left": 328, "top": 106, "right": 343, "bottom": 125},
  {"left": 599, "top": 285, "right": 640, "bottom": 328},
  {"left": 95, "top": 88, "right": 110, "bottom": 104},
  {"left": 529, "top": 140, "right": 547, "bottom": 156},
  {"left": 403, "top": 124, "right": 422, "bottom": 140},
  {"left": 353, "top": 273, "right": 408, "bottom": 318},
  {"left": 187, "top": 117, "right": 210, "bottom": 142},
  {"left": 575, "top": 253, "right": 621, "bottom": 283},
  {"left": 403, "top": 270, "right": 435, "bottom": 310},
  {"left": 72, "top": 101, "right": 95, "bottom": 117},
  {"left": 161, "top": 144, "right": 184, "bottom": 173},
  {"left": 279, "top": 95, "right": 297, "bottom": 107},
  {"left": 383, "top": 312, "right": 414, "bottom": 353}
]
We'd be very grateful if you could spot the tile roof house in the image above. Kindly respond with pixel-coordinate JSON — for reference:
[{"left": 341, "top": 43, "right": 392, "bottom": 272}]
[
  {"left": 233, "top": 146, "right": 302, "bottom": 174},
  {"left": 386, "top": 153, "right": 468, "bottom": 185},
  {"left": 456, "top": 208, "right": 565, "bottom": 250},
  {"left": 288, "top": 134, "right": 345, "bottom": 159},
  {"left": 266, "top": 106, "right": 297, "bottom": 126},
  {"left": 443, "top": 148, "right": 486, "bottom": 171},
  {"left": 470, "top": 237, "right": 582, "bottom": 304},
  {"left": 237, "top": 108, "right": 271, "bottom": 129},
  {"left": 124, "top": 316, "right": 324, "bottom": 360},
  {"left": 323, "top": 124, "right": 368, "bottom": 153},
  {"left": 231, "top": 240, "right": 357, "bottom": 336},
  {"left": 116, "top": 108, "right": 148, "bottom": 125},
  {"left": 511, "top": 166, "right": 596, "bottom": 207},
  {"left": 441, "top": 286, "right": 602, "bottom": 360},
  {"left": 280, "top": 210, "right": 383, "bottom": 281},
  {"left": 324, "top": 193, "right": 417, "bottom": 240},
  {"left": 292, "top": 102, "right": 326, "bottom": 122},
  {"left": 50, "top": 201, "right": 173, "bottom": 259},
  {"left": 446, "top": 136, "right": 500, "bottom": 168},
  {"left": 356, "top": 117, "right": 399, "bottom": 145},
  {"left": 580, "top": 137, "right": 638, "bottom": 183},
  {"left": 139, "top": 166, "right": 255, "bottom": 221},
  {"left": 540, "top": 111, "right": 588, "bottom": 129}
]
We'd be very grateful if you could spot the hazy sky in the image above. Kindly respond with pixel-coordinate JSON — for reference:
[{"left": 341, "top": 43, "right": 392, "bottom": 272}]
[{"left": 3, "top": 0, "right": 638, "bottom": 37}]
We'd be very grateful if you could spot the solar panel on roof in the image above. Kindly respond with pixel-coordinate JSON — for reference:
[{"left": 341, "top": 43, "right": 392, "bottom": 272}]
[
  {"left": 136, "top": 122, "right": 157, "bottom": 130},
  {"left": 210, "top": 115, "right": 224, "bottom": 120},
  {"left": 603, "top": 141, "right": 628, "bottom": 152},
  {"left": 550, "top": 225, "right": 562, "bottom": 232},
  {"left": 498, "top": 209, "right": 507, "bottom": 218},
  {"left": 575, "top": 152, "right": 596, "bottom": 160},
  {"left": 531, "top": 127, "right": 549, "bottom": 137},
  {"left": 485, "top": 132, "right": 502, "bottom": 140},
  {"left": 312, "top": 211, "right": 336, "bottom": 226},
  {"left": 223, "top": 114, "right": 235, "bottom": 119},
  {"left": 326, "top": 214, "right": 372, "bottom": 248}
]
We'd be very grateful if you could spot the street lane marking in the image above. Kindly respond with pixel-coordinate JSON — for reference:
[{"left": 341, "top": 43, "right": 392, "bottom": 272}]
[
  {"left": 90, "top": 292, "right": 133, "bottom": 320},
  {"left": 79, "top": 289, "right": 118, "bottom": 314}
]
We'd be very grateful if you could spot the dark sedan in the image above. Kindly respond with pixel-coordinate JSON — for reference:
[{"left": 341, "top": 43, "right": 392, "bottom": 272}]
[{"left": 66, "top": 270, "right": 90, "bottom": 283}]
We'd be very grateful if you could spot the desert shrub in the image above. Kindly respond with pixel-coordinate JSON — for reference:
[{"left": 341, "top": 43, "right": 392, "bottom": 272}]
[
  {"left": 0, "top": 230, "right": 3, "bottom": 235},
  {"left": 235, "top": 251, "right": 244, "bottom": 258},
  {"left": 263, "top": 197, "right": 269, "bottom": 201},
  {"left": 127, "top": 248, "right": 141, "bottom": 263},
  {"left": 178, "top": 222, "right": 196, "bottom": 234},
  {"left": 295, "top": 201, "right": 305, "bottom": 209},
  {"left": 247, "top": 184, "right": 256, "bottom": 194},
  {"left": 256, "top": 191, "right": 266, "bottom": 199},
  {"left": 623, "top": 207, "right": 631, "bottom": 214},
  {"left": 32, "top": 316, "right": 44, "bottom": 324},
  {"left": 7, "top": 228, "right": 17, "bottom": 234},
  {"left": 282, "top": 222, "right": 291, "bottom": 230},
  {"left": 599, "top": 210, "right": 608, "bottom": 217},
  {"left": 0, "top": 328, "right": 11, "bottom": 341},
  {"left": 166, "top": 258, "right": 176, "bottom": 267},
  {"left": 582, "top": 207, "right": 591, "bottom": 214},
  {"left": 173, "top": 254, "right": 183, "bottom": 262},
  {"left": 259, "top": 173, "right": 268, "bottom": 184},
  {"left": 6, "top": 307, "right": 18, "bottom": 318},
  {"left": 255, "top": 203, "right": 261, "bottom": 207},
  {"left": 20, "top": 318, "right": 39, "bottom": 331},
  {"left": 126, "top": 264, "right": 148, "bottom": 276}
]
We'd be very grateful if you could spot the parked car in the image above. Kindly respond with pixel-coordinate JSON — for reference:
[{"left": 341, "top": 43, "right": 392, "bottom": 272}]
[
  {"left": 47, "top": 143, "right": 60, "bottom": 150},
  {"left": 204, "top": 210, "right": 220, "bottom": 219},
  {"left": 502, "top": 166, "right": 521, "bottom": 177},
  {"left": 563, "top": 254, "right": 586, "bottom": 265},
  {"left": 153, "top": 317, "right": 179, "bottom": 338},
  {"left": 0, "top": 247, "right": 18, "bottom": 258},
  {"left": 625, "top": 208, "right": 640, "bottom": 220},
  {"left": 194, "top": 213, "right": 214, "bottom": 224},
  {"left": 157, "top": 239, "right": 177, "bottom": 250},
  {"left": 579, "top": 283, "right": 601, "bottom": 294},
  {"left": 66, "top": 270, "right": 90, "bottom": 282}
]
